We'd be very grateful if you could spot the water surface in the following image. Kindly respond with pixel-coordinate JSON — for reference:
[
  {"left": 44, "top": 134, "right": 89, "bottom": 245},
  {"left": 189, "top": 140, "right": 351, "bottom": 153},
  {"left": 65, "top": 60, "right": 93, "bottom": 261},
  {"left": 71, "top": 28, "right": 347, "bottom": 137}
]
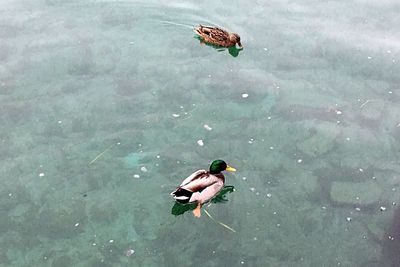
[{"left": 1, "top": 0, "right": 400, "bottom": 266}]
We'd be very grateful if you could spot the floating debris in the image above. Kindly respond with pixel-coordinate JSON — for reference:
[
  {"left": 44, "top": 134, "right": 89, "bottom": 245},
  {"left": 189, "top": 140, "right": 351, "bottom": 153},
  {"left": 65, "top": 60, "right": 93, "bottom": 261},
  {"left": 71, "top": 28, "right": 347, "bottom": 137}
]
[
  {"left": 203, "top": 124, "right": 213, "bottom": 131},
  {"left": 88, "top": 144, "right": 115, "bottom": 165},
  {"left": 133, "top": 174, "right": 140, "bottom": 179},
  {"left": 197, "top": 139, "right": 204, "bottom": 146},
  {"left": 380, "top": 206, "right": 387, "bottom": 212},
  {"left": 140, "top": 166, "right": 148, "bottom": 172},
  {"left": 74, "top": 223, "right": 79, "bottom": 227},
  {"left": 266, "top": 193, "right": 272, "bottom": 198},
  {"left": 346, "top": 217, "right": 352, "bottom": 222},
  {"left": 297, "top": 159, "right": 303, "bottom": 163},
  {"left": 38, "top": 173, "right": 45, "bottom": 177},
  {"left": 241, "top": 93, "right": 249, "bottom": 98},
  {"left": 360, "top": 99, "right": 372, "bottom": 108},
  {"left": 109, "top": 239, "right": 114, "bottom": 243},
  {"left": 172, "top": 113, "right": 180, "bottom": 118},
  {"left": 57, "top": 120, "right": 62, "bottom": 124},
  {"left": 204, "top": 209, "right": 236, "bottom": 233},
  {"left": 125, "top": 249, "right": 135, "bottom": 257},
  {"left": 336, "top": 110, "right": 342, "bottom": 115}
]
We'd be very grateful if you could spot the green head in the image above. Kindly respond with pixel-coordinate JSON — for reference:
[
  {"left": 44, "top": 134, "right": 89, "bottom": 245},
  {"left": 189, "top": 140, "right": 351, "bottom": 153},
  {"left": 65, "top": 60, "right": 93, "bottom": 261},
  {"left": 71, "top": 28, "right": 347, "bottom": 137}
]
[{"left": 209, "top": 159, "right": 237, "bottom": 174}]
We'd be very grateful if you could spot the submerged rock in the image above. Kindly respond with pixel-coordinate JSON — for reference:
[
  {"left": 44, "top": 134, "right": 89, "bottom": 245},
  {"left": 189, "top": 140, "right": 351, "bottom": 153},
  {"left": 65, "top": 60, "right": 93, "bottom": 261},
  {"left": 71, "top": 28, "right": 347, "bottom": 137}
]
[
  {"left": 330, "top": 181, "right": 382, "bottom": 205},
  {"left": 297, "top": 122, "right": 340, "bottom": 157}
]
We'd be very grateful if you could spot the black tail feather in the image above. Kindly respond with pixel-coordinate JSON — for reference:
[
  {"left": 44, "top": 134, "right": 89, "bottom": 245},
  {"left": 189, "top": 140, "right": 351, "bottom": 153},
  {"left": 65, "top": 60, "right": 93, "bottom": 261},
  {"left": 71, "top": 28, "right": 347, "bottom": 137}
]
[{"left": 171, "top": 188, "right": 193, "bottom": 203}]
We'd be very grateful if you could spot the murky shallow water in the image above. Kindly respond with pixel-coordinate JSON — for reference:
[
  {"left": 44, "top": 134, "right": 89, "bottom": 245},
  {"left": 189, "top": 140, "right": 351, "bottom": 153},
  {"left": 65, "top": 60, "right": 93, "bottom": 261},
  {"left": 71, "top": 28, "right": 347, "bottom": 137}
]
[{"left": 1, "top": 0, "right": 400, "bottom": 266}]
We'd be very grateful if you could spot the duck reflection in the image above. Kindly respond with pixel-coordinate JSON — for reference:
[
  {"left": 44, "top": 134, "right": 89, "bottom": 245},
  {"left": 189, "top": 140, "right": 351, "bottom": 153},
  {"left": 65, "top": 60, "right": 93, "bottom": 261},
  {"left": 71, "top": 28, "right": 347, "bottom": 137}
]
[
  {"left": 195, "top": 37, "right": 243, "bottom": 57},
  {"left": 171, "top": 185, "right": 235, "bottom": 216}
]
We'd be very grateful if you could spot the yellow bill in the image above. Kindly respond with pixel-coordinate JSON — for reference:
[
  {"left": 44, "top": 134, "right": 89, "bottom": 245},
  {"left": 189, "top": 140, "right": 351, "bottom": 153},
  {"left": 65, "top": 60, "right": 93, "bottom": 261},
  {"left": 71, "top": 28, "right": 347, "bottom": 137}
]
[{"left": 225, "top": 165, "right": 237, "bottom": 172}]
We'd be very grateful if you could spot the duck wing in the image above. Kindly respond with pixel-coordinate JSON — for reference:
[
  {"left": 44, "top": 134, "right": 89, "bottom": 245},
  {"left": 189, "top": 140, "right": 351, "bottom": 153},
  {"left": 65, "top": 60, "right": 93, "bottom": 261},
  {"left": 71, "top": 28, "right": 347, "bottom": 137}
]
[
  {"left": 195, "top": 25, "right": 229, "bottom": 42},
  {"left": 188, "top": 174, "right": 225, "bottom": 204},
  {"left": 179, "top": 169, "right": 208, "bottom": 187},
  {"left": 171, "top": 170, "right": 208, "bottom": 203}
]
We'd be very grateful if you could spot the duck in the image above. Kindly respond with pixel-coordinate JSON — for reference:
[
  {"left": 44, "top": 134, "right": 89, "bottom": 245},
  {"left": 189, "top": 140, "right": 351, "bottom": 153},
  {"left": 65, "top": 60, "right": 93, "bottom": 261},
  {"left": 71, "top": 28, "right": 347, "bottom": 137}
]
[
  {"left": 194, "top": 25, "right": 242, "bottom": 48},
  {"left": 171, "top": 159, "right": 236, "bottom": 218}
]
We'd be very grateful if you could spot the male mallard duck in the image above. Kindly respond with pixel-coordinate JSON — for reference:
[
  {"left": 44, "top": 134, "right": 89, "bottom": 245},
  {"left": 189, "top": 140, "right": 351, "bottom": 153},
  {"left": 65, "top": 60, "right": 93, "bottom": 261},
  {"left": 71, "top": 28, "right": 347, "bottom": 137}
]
[
  {"left": 171, "top": 159, "right": 236, "bottom": 218},
  {"left": 194, "top": 25, "right": 242, "bottom": 48}
]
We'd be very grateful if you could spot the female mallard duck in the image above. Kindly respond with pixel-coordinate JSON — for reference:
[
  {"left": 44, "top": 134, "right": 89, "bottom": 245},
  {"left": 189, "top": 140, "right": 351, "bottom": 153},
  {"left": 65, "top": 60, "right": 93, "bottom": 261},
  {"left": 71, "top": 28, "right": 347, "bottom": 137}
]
[
  {"left": 171, "top": 159, "right": 236, "bottom": 218},
  {"left": 194, "top": 25, "right": 242, "bottom": 48}
]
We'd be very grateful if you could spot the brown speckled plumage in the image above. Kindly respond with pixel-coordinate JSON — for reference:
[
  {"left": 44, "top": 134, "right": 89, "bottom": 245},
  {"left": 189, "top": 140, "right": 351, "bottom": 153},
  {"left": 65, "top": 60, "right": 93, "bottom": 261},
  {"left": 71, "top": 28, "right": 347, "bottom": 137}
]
[{"left": 194, "top": 25, "right": 242, "bottom": 48}]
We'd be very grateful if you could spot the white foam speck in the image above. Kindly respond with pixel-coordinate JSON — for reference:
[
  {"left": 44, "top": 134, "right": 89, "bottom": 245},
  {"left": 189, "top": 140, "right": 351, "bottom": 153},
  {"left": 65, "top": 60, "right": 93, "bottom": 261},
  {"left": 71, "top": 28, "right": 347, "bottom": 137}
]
[
  {"left": 39, "top": 173, "right": 45, "bottom": 177},
  {"left": 297, "top": 159, "right": 302, "bottom": 163}
]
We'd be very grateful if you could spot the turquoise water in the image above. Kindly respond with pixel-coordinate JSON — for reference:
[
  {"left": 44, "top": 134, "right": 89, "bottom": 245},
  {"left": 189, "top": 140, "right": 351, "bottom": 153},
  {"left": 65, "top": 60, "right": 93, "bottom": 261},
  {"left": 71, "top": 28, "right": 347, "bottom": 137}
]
[{"left": 1, "top": 0, "right": 400, "bottom": 266}]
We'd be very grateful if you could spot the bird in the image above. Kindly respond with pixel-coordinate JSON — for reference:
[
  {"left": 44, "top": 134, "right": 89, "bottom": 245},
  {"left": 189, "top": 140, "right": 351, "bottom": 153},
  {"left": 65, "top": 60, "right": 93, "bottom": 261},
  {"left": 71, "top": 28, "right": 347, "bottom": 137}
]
[
  {"left": 171, "top": 159, "right": 236, "bottom": 218},
  {"left": 194, "top": 25, "right": 242, "bottom": 48}
]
